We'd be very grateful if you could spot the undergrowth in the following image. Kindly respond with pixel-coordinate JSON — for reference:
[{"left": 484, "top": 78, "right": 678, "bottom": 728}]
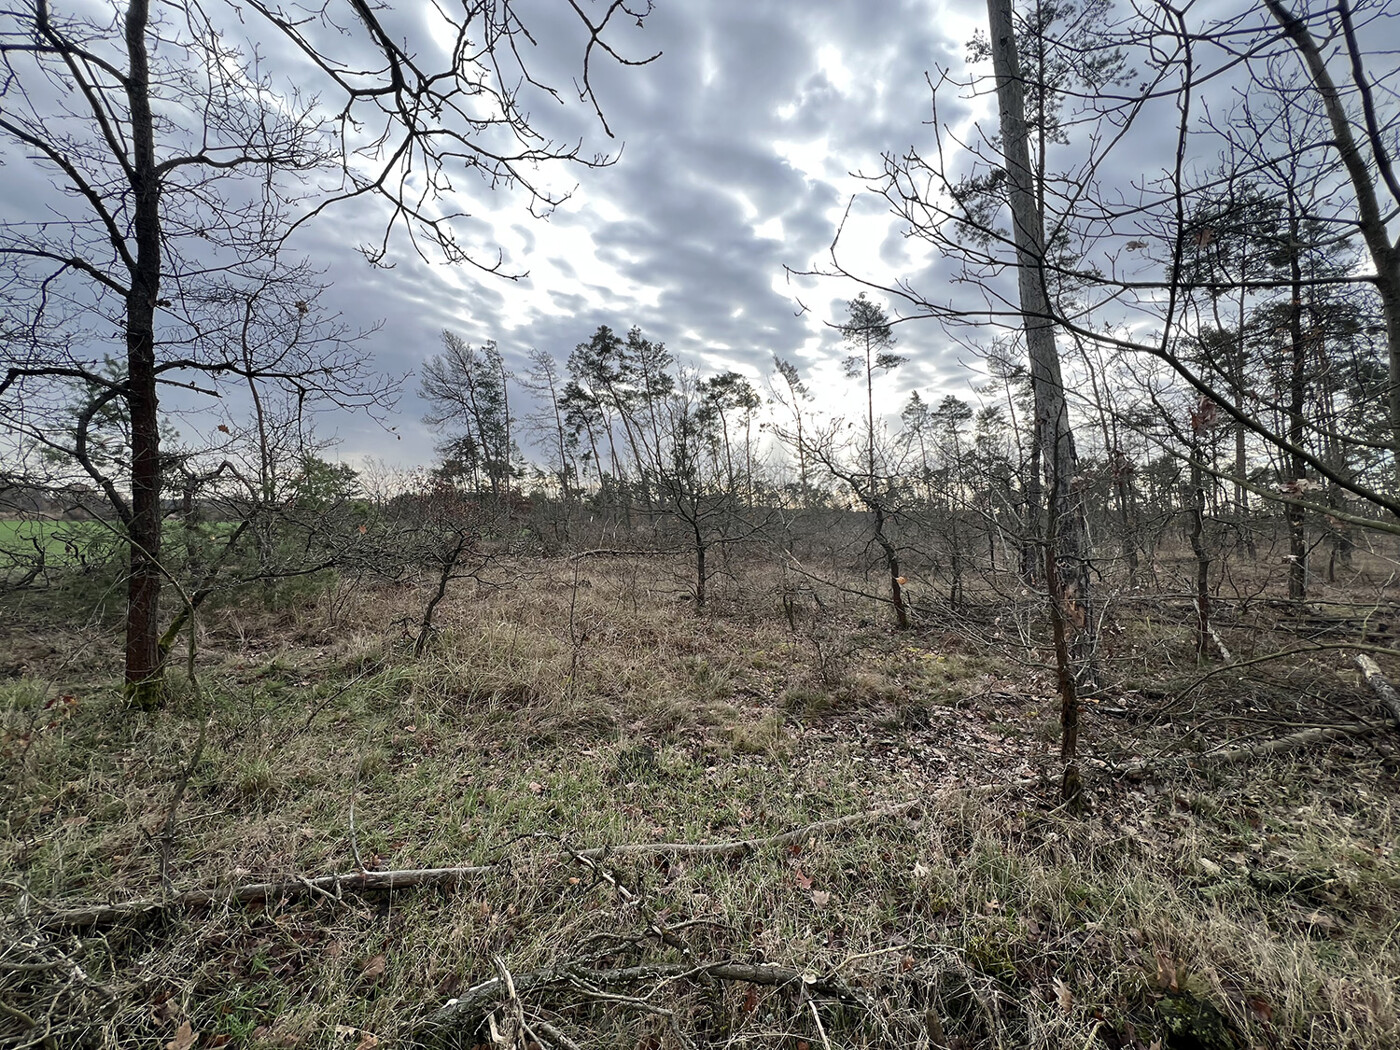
[{"left": 1, "top": 556, "right": 1398, "bottom": 1049}]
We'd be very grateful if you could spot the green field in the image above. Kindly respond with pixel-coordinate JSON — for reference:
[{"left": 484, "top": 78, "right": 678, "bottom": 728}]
[
  {"left": 0, "top": 518, "right": 110, "bottom": 561},
  {"left": 0, "top": 518, "right": 240, "bottom": 554},
  {"left": 0, "top": 519, "right": 239, "bottom": 587}
]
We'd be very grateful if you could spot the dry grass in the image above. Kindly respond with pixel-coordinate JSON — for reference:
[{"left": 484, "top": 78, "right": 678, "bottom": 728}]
[{"left": 2, "top": 553, "right": 1398, "bottom": 1049}]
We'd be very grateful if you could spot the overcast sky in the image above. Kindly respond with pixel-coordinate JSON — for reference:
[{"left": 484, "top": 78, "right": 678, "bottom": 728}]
[
  {"left": 6, "top": 0, "right": 1390, "bottom": 478},
  {"left": 288, "top": 0, "right": 993, "bottom": 468}
]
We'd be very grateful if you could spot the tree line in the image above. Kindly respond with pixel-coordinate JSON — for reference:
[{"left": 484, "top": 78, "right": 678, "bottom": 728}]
[{"left": 2, "top": 0, "right": 1396, "bottom": 751}]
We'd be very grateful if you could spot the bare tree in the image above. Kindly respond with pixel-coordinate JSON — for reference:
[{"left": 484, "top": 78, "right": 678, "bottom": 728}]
[
  {"left": 0, "top": 0, "right": 655, "bottom": 704},
  {"left": 769, "top": 355, "right": 815, "bottom": 505},
  {"left": 522, "top": 348, "right": 581, "bottom": 501},
  {"left": 986, "top": 0, "right": 1096, "bottom": 799},
  {"left": 1264, "top": 0, "right": 1400, "bottom": 491},
  {"left": 421, "top": 334, "right": 515, "bottom": 501}
]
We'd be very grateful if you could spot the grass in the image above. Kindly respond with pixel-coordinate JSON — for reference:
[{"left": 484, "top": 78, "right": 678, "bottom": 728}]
[
  {"left": 1, "top": 552, "right": 1398, "bottom": 1049},
  {"left": 0, "top": 517, "right": 241, "bottom": 568},
  {"left": 0, "top": 518, "right": 111, "bottom": 566}
]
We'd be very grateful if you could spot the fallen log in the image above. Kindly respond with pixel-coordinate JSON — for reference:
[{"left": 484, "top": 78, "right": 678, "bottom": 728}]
[
  {"left": 1356, "top": 654, "right": 1400, "bottom": 730},
  {"left": 1191, "top": 721, "right": 1386, "bottom": 769}
]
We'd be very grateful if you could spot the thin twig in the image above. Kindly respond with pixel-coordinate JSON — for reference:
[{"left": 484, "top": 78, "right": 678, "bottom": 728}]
[
  {"left": 428, "top": 958, "right": 865, "bottom": 1031},
  {"left": 808, "top": 999, "right": 833, "bottom": 1050}
]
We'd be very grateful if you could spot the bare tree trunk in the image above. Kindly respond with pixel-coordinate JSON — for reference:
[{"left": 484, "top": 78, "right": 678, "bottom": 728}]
[
  {"left": 1188, "top": 443, "right": 1211, "bottom": 665},
  {"left": 1266, "top": 0, "right": 1400, "bottom": 497},
  {"left": 1112, "top": 449, "right": 1138, "bottom": 578},
  {"left": 871, "top": 501, "right": 909, "bottom": 630},
  {"left": 692, "top": 514, "right": 707, "bottom": 611},
  {"left": 498, "top": 351, "right": 513, "bottom": 498},
  {"left": 1022, "top": 420, "right": 1042, "bottom": 585},
  {"left": 986, "top": 0, "right": 1097, "bottom": 702},
  {"left": 1285, "top": 202, "right": 1309, "bottom": 601},
  {"left": 1044, "top": 528, "right": 1081, "bottom": 807},
  {"left": 415, "top": 533, "right": 470, "bottom": 657},
  {"left": 1082, "top": 346, "right": 1138, "bottom": 580},
  {"left": 124, "top": 0, "right": 164, "bottom": 707}
]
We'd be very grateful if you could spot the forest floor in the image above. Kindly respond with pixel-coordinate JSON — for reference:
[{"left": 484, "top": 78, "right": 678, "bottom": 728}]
[{"left": 2, "top": 552, "right": 1399, "bottom": 1049}]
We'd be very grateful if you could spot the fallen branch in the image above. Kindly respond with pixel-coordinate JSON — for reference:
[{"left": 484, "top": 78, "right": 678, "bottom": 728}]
[
  {"left": 568, "top": 548, "right": 674, "bottom": 561},
  {"left": 1356, "top": 654, "right": 1400, "bottom": 730},
  {"left": 35, "top": 864, "right": 495, "bottom": 928},
  {"left": 32, "top": 783, "right": 1067, "bottom": 932},
  {"left": 1107, "top": 717, "right": 1390, "bottom": 780},
  {"left": 577, "top": 777, "right": 1058, "bottom": 863},
  {"left": 1192, "top": 721, "right": 1385, "bottom": 769},
  {"left": 576, "top": 799, "right": 925, "bottom": 860},
  {"left": 425, "top": 959, "right": 864, "bottom": 1035},
  {"left": 1206, "top": 623, "right": 1233, "bottom": 663},
  {"left": 34, "top": 736, "right": 1375, "bottom": 934},
  {"left": 1168, "top": 641, "right": 1400, "bottom": 709},
  {"left": 28, "top": 801, "right": 950, "bottom": 929}
]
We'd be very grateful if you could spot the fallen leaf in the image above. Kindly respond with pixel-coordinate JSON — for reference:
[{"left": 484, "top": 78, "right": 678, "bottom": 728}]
[
  {"left": 811, "top": 890, "right": 832, "bottom": 908},
  {"left": 792, "top": 867, "right": 812, "bottom": 891},
  {"left": 152, "top": 998, "right": 180, "bottom": 1024},
  {"left": 355, "top": 1034, "right": 379, "bottom": 1050},
  {"left": 1052, "top": 976, "right": 1073, "bottom": 1015},
  {"left": 1246, "top": 995, "right": 1274, "bottom": 1023},
  {"left": 1154, "top": 950, "right": 1179, "bottom": 992},
  {"left": 166, "top": 1021, "right": 197, "bottom": 1050},
  {"left": 1303, "top": 909, "right": 1341, "bottom": 932},
  {"left": 913, "top": 861, "right": 931, "bottom": 878},
  {"left": 361, "top": 954, "right": 387, "bottom": 980}
]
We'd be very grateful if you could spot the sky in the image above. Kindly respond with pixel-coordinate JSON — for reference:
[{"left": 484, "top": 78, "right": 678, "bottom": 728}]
[
  {"left": 5, "top": 0, "right": 1393, "bottom": 482},
  {"left": 286, "top": 0, "right": 994, "bottom": 469}
]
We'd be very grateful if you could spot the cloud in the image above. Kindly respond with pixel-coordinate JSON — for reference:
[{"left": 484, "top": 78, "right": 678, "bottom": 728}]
[{"left": 0, "top": 0, "right": 1000, "bottom": 473}]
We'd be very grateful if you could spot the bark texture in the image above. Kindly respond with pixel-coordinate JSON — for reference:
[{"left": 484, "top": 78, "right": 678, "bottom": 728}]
[{"left": 123, "top": 0, "right": 164, "bottom": 706}]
